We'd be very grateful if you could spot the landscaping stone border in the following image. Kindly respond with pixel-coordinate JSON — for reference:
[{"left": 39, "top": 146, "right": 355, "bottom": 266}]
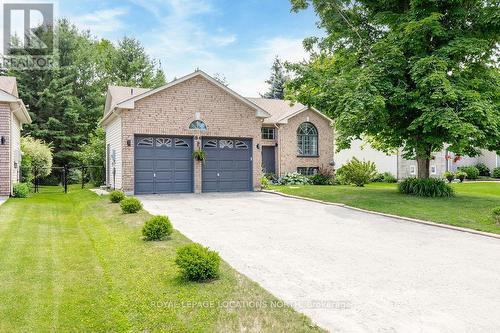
[{"left": 263, "top": 190, "right": 500, "bottom": 240}]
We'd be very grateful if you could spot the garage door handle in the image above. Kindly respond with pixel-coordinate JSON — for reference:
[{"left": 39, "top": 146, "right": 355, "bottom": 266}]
[
  {"left": 217, "top": 173, "right": 220, "bottom": 177},
  {"left": 154, "top": 173, "right": 156, "bottom": 178}
]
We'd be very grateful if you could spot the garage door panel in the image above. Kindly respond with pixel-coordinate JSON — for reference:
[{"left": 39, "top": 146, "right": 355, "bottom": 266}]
[
  {"left": 135, "top": 159, "right": 154, "bottom": 170},
  {"left": 136, "top": 171, "right": 154, "bottom": 182},
  {"left": 156, "top": 171, "right": 173, "bottom": 181},
  {"left": 202, "top": 138, "right": 252, "bottom": 192},
  {"left": 135, "top": 182, "right": 155, "bottom": 194},
  {"left": 204, "top": 160, "right": 219, "bottom": 169},
  {"left": 174, "top": 160, "right": 192, "bottom": 169},
  {"left": 135, "top": 136, "right": 193, "bottom": 194},
  {"left": 155, "top": 160, "right": 174, "bottom": 169}
]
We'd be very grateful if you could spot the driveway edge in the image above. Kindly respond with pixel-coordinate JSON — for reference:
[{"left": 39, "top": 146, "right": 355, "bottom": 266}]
[{"left": 262, "top": 190, "right": 500, "bottom": 240}]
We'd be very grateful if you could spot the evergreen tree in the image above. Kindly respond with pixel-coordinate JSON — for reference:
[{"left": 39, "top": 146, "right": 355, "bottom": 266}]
[{"left": 262, "top": 56, "right": 289, "bottom": 99}]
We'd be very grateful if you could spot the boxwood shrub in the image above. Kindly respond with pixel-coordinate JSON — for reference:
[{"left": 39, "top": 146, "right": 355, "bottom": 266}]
[
  {"left": 120, "top": 197, "right": 142, "bottom": 214},
  {"left": 142, "top": 215, "right": 173, "bottom": 241},
  {"left": 398, "top": 177, "right": 454, "bottom": 198},
  {"left": 458, "top": 166, "right": 480, "bottom": 180},
  {"left": 110, "top": 190, "right": 125, "bottom": 203},
  {"left": 12, "top": 183, "right": 30, "bottom": 198},
  {"left": 175, "top": 243, "right": 221, "bottom": 281},
  {"left": 475, "top": 163, "right": 490, "bottom": 177}
]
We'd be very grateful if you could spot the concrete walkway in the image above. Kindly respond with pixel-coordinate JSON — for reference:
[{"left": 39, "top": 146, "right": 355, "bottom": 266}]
[
  {"left": 0, "top": 197, "right": 7, "bottom": 207},
  {"left": 140, "top": 192, "right": 500, "bottom": 333}
]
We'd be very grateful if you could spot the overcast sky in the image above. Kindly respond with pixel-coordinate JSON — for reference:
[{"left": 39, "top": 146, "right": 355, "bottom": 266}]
[{"left": 58, "top": 0, "right": 319, "bottom": 96}]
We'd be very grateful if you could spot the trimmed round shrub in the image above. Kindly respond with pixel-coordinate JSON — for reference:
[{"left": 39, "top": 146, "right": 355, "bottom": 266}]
[
  {"left": 12, "top": 183, "right": 30, "bottom": 198},
  {"left": 475, "top": 163, "right": 490, "bottom": 177},
  {"left": 398, "top": 177, "right": 454, "bottom": 197},
  {"left": 458, "top": 166, "right": 480, "bottom": 180},
  {"left": 142, "top": 215, "right": 173, "bottom": 241},
  {"left": 110, "top": 190, "right": 125, "bottom": 203},
  {"left": 493, "top": 167, "right": 500, "bottom": 179},
  {"left": 175, "top": 243, "right": 221, "bottom": 281},
  {"left": 492, "top": 207, "right": 500, "bottom": 224},
  {"left": 260, "top": 176, "right": 270, "bottom": 189},
  {"left": 120, "top": 197, "right": 142, "bottom": 214}
]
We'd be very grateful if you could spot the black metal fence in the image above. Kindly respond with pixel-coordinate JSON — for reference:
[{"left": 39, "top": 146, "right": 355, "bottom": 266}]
[{"left": 31, "top": 165, "right": 105, "bottom": 194}]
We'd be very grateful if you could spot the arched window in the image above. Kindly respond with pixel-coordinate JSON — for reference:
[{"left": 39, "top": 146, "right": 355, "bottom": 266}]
[
  {"left": 297, "top": 122, "right": 318, "bottom": 156},
  {"left": 189, "top": 120, "right": 207, "bottom": 130}
]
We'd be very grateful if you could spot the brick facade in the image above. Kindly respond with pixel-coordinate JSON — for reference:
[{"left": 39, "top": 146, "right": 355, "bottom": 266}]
[
  {"left": 275, "top": 109, "right": 334, "bottom": 175},
  {"left": 0, "top": 103, "right": 11, "bottom": 196},
  {"left": 119, "top": 76, "right": 263, "bottom": 193}
]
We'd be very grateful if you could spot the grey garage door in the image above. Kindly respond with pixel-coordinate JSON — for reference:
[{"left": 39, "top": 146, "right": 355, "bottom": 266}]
[
  {"left": 202, "top": 138, "right": 252, "bottom": 192},
  {"left": 135, "top": 136, "right": 193, "bottom": 194}
]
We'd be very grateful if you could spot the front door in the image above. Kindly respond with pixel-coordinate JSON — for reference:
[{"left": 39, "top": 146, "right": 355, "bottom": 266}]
[{"left": 262, "top": 146, "right": 276, "bottom": 174}]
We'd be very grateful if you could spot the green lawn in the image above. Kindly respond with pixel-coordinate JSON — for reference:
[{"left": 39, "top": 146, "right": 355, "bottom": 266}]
[
  {"left": 0, "top": 188, "right": 323, "bottom": 333},
  {"left": 270, "top": 182, "right": 500, "bottom": 234}
]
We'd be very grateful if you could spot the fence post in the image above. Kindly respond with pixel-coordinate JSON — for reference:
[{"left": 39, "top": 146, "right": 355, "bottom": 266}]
[
  {"left": 81, "top": 166, "right": 85, "bottom": 189},
  {"left": 63, "top": 165, "right": 68, "bottom": 193},
  {"left": 34, "top": 166, "right": 38, "bottom": 193}
]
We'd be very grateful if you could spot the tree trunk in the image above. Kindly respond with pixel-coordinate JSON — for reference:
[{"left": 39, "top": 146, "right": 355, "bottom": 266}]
[{"left": 416, "top": 158, "right": 430, "bottom": 178}]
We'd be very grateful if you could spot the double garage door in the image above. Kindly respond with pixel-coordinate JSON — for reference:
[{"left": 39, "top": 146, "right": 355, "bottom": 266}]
[{"left": 134, "top": 136, "right": 252, "bottom": 194}]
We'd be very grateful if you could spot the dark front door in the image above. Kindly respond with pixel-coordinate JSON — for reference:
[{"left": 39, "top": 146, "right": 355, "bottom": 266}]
[
  {"left": 202, "top": 138, "right": 252, "bottom": 192},
  {"left": 134, "top": 136, "right": 193, "bottom": 194},
  {"left": 262, "top": 146, "right": 276, "bottom": 174}
]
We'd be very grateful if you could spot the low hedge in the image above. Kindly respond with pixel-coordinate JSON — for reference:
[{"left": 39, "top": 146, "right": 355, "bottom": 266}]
[
  {"left": 175, "top": 243, "right": 220, "bottom": 281},
  {"left": 142, "top": 215, "right": 173, "bottom": 241},
  {"left": 398, "top": 177, "right": 454, "bottom": 198},
  {"left": 120, "top": 197, "right": 142, "bottom": 214}
]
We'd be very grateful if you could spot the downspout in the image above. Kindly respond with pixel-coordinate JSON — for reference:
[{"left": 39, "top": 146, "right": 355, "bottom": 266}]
[{"left": 274, "top": 123, "right": 281, "bottom": 176}]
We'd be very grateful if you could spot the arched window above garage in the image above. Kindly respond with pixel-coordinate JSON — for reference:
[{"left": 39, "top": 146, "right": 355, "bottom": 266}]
[{"left": 189, "top": 120, "right": 207, "bottom": 130}]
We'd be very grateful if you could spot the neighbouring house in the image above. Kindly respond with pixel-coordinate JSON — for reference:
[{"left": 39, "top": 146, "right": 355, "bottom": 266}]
[
  {"left": 335, "top": 139, "right": 500, "bottom": 178},
  {"left": 0, "top": 76, "right": 31, "bottom": 196},
  {"left": 102, "top": 70, "right": 334, "bottom": 194}
]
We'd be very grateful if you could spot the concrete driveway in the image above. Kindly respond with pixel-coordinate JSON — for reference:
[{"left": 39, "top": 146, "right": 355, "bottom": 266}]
[{"left": 140, "top": 192, "right": 500, "bottom": 333}]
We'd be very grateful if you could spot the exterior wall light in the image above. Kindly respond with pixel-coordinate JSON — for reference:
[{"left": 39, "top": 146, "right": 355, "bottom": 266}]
[
  {"left": 0, "top": 136, "right": 5, "bottom": 145},
  {"left": 127, "top": 139, "right": 131, "bottom": 147}
]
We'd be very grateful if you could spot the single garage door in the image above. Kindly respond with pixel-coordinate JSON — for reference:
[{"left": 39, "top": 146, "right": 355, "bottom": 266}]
[
  {"left": 202, "top": 138, "right": 252, "bottom": 192},
  {"left": 135, "top": 136, "right": 193, "bottom": 194}
]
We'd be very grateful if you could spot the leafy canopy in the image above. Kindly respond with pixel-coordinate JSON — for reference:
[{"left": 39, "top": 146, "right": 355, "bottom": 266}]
[{"left": 287, "top": 0, "right": 500, "bottom": 169}]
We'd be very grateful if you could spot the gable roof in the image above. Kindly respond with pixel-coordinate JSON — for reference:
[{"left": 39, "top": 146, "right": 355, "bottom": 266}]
[
  {"left": 0, "top": 76, "right": 18, "bottom": 97},
  {"left": 247, "top": 98, "right": 333, "bottom": 125},
  {"left": 102, "top": 70, "right": 271, "bottom": 125},
  {"left": 104, "top": 85, "right": 151, "bottom": 115},
  {"left": 0, "top": 76, "right": 31, "bottom": 124}
]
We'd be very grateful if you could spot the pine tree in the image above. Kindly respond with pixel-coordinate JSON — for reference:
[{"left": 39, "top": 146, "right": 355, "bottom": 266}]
[{"left": 262, "top": 56, "right": 290, "bottom": 99}]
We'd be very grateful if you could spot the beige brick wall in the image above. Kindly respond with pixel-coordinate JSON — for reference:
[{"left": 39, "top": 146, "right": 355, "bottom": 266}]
[
  {"left": 276, "top": 109, "right": 334, "bottom": 175},
  {"left": 0, "top": 103, "right": 11, "bottom": 196},
  {"left": 119, "top": 76, "right": 263, "bottom": 193}
]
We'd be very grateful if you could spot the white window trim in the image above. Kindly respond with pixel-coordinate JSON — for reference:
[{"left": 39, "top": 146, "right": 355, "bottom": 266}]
[
  {"left": 430, "top": 165, "right": 437, "bottom": 175},
  {"left": 410, "top": 165, "right": 416, "bottom": 175}
]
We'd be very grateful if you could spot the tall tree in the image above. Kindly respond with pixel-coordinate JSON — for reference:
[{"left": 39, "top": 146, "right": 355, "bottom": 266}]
[
  {"left": 262, "top": 56, "right": 289, "bottom": 99},
  {"left": 6, "top": 21, "right": 166, "bottom": 166},
  {"left": 112, "top": 37, "right": 166, "bottom": 88},
  {"left": 287, "top": 0, "right": 500, "bottom": 178}
]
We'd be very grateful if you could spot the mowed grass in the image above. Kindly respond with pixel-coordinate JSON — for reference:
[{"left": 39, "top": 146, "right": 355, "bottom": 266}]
[
  {"left": 0, "top": 188, "right": 323, "bottom": 333},
  {"left": 270, "top": 182, "right": 500, "bottom": 234}
]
